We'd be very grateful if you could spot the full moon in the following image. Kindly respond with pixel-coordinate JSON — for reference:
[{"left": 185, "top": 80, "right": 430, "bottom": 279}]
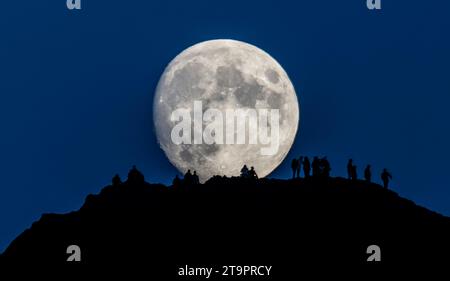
[{"left": 154, "top": 39, "right": 299, "bottom": 182}]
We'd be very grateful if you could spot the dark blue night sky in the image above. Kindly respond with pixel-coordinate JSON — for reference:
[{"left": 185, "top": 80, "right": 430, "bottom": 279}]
[{"left": 1, "top": 0, "right": 449, "bottom": 251}]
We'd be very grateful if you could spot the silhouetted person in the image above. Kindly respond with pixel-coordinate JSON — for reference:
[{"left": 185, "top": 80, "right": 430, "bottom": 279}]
[
  {"left": 184, "top": 169, "right": 193, "bottom": 185},
  {"left": 112, "top": 174, "right": 122, "bottom": 186},
  {"left": 351, "top": 165, "right": 358, "bottom": 181},
  {"left": 303, "top": 157, "right": 311, "bottom": 178},
  {"left": 241, "top": 165, "right": 249, "bottom": 178},
  {"left": 192, "top": 171, "right": 200, "bottom": 185},
  {"left": 381, "top": 169, "right": 392, "bottom": 189},
  {"left": 128, "top": 165, "right": 144, "bottom": 183},
  {"left": 172, "top": 175, "right": 181, "bottom": 187},
  {"left": 322, "top": 157, "right": 331, "bottom": 177},
  {"left": 291, "top": 158, "right": 299, "bottom": 179},
  {"left": 249, "top": 166, "right": 258, "bottom": 180},
  {"left": 364, "top": 165, "right": 372, "bottom": 183},
  {"left": 347, "top": 159, "right": 353, "bottom": 180},
  {"left": 296, "top": 157, "right": 303, "bottom": 178},
  {"left": 312, "top": 157, "right": 320, "bottom": 177}
]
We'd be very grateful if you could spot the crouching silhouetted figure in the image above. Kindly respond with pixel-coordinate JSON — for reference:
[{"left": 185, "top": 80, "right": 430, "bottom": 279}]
[
  {"left": 381, "top": 169, "right": 392, "bottom": 189},
  {"left": 249, "top": 166, "right": 258, "bottom": 180},
  {"left": 241, "top": 165, "right": 249, "bottom": 178},
  {"left": 112, "top": 174, "right": 122, "bottom": 186},
  {"left": 364, "top": 165, "right": 372, "bottom": 183},
  {"left": 128, "top": 165, "right": 145, "bottom": 184}
]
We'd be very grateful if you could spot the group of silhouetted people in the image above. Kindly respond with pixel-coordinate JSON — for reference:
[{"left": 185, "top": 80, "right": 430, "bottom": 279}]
[
  {"left": 172, "top": 165, "right": 259, "bottom": 188},
  {"left": 111, "top": 165, "right": 145, "bottom": 187},
  {"left": 290, "top": 157, "right": 393, "bottom": 189},
  {"left": 124, "top": 157, "right": 393, "bottom": 190},
  {"left": 174, "top": 157, "right": 393, "bottom": 188},
  {"left": 347, "top": 159, "right": 392, "bottom": 188},
  {"left": 172, "top": 169, "right": 200, "bottom": 187},
  {"left": 240, "top": 165, "right": 259, "bottom": 180},
  {"left": 117, "top": 160, "right": 393, "bottom": 190},
  {"left": 112, "top": 165, "right": 144, "bottom": 186},
  {"left": 291, "top": 156, "right": 331, "bottom": 179}
]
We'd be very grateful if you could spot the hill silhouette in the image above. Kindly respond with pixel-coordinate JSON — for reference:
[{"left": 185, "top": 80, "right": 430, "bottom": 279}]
[{"left": 2, "top": 169, "right": 450, "bottom": 274}]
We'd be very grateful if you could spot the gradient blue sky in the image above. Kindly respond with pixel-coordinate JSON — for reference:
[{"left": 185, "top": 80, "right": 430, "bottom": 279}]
[{"left": 1, "top": 0, "right": 449, "bottom": 251}]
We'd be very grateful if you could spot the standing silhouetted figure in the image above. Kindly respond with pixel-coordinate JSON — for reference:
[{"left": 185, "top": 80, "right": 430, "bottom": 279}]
[
  {"left": 296, "top": 157, "right": 303, "bottom": 178},
  {"left": 291, "top": 158, "right": 299, "bottom": 179},
  {"left": 303, "top": 157, "right": 311, "bottom": 178},
  {"left": 364, "top": 165, "right": 372, "bottom": 183},
  {"left": 241, "top": 165, "right": 249, "bottom": 178},
  {"left": 347, "top": 159, "right": 353, "bottom": 180},
  {"left": 184, "top": 169, "right": 193, "bottom": 185},
  {"left": 312, "top": 157, "right": 320, "bottom": 177},
  {"left": 249, "top": 166, "right": 258, "bottom": 180},
  {"left": 192, "top": 171, "right": 200, "bottom": 185},
  {"left": 381, "top": 169, "right": 392, "bottom": 189},
  {"left": 112, "top": 174, "right": 122, "bottom": 186},
  {"left": 322, "top": 157, "right": 331, "bottom": 177}
]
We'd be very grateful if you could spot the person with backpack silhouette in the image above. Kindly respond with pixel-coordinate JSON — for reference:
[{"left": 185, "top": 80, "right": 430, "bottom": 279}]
[
  {"left": 291, "top": 158, "right": 299, "bottom": 179},
  {"left": 364, "top": 165, "right": 372, "bottom": 183},
  {"left": 381, "top": 168, "right": 392, "bottom": 189},
  {"left": 303, "top": 157, "right": 311, "bottom": 178}
]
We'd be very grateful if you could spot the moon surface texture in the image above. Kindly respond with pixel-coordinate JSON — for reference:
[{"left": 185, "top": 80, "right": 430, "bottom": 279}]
[{"left": 154, "top": 39, "right": 299, "bottom": 182}]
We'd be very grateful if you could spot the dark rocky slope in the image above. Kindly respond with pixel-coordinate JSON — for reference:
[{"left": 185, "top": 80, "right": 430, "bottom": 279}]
[{"left": 2, "top": 174, "right": 449, "bottom": 275}]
